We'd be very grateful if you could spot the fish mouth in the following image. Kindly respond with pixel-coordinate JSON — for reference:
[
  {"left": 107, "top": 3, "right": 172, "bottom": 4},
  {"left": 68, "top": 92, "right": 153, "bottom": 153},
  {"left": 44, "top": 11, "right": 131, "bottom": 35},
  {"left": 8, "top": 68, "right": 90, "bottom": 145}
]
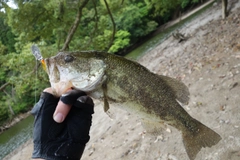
[
  {"left": 42, "top": 58, "right": 68, "bottom": 96},
  {"left": 44, "top": 58, "right": 61, "bottom": 82}
]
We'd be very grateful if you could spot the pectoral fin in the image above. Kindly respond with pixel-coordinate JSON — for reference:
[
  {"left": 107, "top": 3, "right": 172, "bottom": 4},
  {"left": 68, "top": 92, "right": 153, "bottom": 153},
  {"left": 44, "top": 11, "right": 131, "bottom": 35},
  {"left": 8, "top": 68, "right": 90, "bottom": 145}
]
[
  {"left": 103, "top": 95, "right": 109, "bottom": 112},
  {"left": 102, "top": 83, "right": 115, "bottom": 119},
  {"left": 102, "top": 82, "right": 109, "bottom": 112}
]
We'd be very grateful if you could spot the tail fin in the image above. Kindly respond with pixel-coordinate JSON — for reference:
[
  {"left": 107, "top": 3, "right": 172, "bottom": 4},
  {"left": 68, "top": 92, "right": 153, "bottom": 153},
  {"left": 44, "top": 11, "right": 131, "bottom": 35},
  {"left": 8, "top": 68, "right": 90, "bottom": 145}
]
[{"left": 182, "top": 121, "right": 221, "bottom": 160}]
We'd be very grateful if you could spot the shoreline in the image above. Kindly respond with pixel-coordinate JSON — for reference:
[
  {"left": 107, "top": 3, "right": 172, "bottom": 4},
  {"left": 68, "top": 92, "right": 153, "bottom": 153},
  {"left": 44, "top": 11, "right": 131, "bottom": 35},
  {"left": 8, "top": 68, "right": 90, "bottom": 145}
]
[{"left": 0, "top": 111, "right": 31, "bottom": 135}]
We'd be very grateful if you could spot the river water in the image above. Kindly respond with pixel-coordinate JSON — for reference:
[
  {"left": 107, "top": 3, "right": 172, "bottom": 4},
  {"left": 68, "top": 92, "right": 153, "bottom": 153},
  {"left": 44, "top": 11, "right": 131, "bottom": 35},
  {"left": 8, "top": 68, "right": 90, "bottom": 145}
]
[
  {"left": 0, "top": 116, "right": 34, "bottom": 159},
  {"left": 0, "top": 1, "right": 214, "bottom": 159}
]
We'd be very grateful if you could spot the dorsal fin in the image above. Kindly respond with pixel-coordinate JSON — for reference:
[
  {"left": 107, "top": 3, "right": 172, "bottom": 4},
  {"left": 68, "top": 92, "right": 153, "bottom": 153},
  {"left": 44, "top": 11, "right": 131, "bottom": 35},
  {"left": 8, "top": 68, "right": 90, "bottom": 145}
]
[{"left": 159, "top": 75, "right": 190, "bottom": 105}]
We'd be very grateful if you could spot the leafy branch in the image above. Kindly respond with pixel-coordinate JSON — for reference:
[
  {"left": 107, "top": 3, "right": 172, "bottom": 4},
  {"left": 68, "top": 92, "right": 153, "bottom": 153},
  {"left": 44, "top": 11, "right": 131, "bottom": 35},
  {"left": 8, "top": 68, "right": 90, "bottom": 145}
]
[
  {"left": 61, "top": 0, "right": 89, "bottom": 51},
  {"left": 0, "top": 82, "right": 10, "bottom": 91},
  {"left": 103, "top": 0, "right": 116, "bottom": 51}
]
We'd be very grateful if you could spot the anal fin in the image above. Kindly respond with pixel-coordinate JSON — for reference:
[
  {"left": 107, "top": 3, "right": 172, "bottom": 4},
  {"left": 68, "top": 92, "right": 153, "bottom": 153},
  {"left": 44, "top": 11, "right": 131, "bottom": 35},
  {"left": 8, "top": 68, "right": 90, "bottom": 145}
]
[{"left": 141, "top": 119, "right": 166, "bottom": 136}]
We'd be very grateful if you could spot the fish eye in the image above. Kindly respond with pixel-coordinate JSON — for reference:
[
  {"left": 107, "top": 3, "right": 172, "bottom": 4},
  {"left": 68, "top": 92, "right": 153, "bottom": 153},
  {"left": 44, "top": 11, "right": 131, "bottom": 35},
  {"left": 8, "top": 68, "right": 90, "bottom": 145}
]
[{"left": 64, "top": 55, "right": 74, "bottom": 63}]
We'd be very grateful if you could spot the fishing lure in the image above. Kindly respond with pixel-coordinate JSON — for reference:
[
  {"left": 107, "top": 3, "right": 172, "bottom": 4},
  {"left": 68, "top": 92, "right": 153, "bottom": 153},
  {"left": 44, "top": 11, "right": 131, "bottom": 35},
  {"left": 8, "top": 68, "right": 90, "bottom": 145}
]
[{"left": 31, "top": 45, "right": 46, "bottom": 70}]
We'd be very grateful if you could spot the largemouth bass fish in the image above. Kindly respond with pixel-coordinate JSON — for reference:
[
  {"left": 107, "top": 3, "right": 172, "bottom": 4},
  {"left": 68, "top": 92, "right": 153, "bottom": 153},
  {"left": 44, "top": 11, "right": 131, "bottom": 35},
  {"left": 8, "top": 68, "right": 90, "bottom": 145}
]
[{"left": 42, "top": 51, "right": 221, "bottom": 160}]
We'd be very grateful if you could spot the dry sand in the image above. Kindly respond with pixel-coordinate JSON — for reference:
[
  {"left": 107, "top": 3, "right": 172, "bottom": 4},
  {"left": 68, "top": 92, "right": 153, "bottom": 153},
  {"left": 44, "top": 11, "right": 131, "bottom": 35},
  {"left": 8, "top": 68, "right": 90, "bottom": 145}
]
[{"left": 3, "top": 1, "right": 240, "bottom": 160}]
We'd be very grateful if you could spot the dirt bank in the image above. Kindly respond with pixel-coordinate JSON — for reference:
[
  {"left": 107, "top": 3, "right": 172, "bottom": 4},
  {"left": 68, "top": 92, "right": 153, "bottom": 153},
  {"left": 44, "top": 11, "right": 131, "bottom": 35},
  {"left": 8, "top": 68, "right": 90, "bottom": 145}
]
[{"left": 3, "top": 1, "right": 240, "bottom": 160}]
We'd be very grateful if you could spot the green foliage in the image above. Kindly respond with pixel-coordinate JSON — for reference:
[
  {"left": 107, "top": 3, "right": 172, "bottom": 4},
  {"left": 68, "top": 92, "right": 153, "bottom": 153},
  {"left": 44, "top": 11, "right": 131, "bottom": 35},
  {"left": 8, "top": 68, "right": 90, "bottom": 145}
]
[
  {"left": 0, "top": 41, "right": 7, "bottom": 54},
  {"left": 0, "top": 102, "right": 9, "bottom": 123},
  {"left": 0, "top": 42, "right": 50, "bottom": 123},
  {"left": 115, "top": 2, "right": 157, "bottom": 42},
  {"left": 0, "top": 13, "right": 16, "bottom": 53},
  {"left": 4, "top": 43, "right": 49, "bottom": 95},
  {"left": 145, "top": 0, "right": 200, "bottom": 22},
  {"left": 0, "top": 46, "right": 9, "bottom": 122},
  {"left": 0, "top": 42, "right": 8, "bottom": 87},
  {"left": 108, "top": 30, "right": 130, "bottom": 53},
  {"left": 6, "top": 1, "right": 55, "bottom": 42}
]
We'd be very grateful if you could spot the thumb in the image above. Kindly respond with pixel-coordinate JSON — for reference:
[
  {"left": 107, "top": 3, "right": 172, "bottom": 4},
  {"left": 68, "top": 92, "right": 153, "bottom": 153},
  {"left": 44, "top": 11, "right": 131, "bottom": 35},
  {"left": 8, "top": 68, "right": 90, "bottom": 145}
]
[{"left": 53, "top": 100, "right": 72, "bottom": 123}]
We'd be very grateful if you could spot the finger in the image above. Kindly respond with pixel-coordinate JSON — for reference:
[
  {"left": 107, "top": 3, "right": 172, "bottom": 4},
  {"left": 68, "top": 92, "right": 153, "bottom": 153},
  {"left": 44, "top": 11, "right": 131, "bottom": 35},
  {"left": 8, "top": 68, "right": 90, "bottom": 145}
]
[
  {"left": 43, "top": 87, "right": 54, "bottom": 94},
  {"left": 53, "top": 88, "right": 73, "bottom": 123},
  {"left": 53, "top": 100, "right": 72, "bottom": 123}
]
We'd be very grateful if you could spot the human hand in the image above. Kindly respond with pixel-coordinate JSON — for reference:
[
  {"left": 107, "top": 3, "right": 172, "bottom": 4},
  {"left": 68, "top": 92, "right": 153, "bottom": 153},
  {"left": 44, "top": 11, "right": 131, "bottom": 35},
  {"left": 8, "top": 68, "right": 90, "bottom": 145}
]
[
  {"left": 31, "top": 88, "right": 94, "bottom": 160},
  {"left": 50, "top": 88, "right": 86, "bottom": 123}
]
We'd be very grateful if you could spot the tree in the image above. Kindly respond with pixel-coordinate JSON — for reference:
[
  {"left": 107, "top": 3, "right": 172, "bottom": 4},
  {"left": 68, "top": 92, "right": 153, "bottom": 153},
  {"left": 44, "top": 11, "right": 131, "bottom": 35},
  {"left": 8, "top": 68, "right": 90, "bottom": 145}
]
[
  {"left": 61, "top": 0, "right": 90, "bottom": 51},
  {"left": 144, "top": 0, "right": 201, "bottom": 23},
  {"left": 222, "top": 0, "right": 228, "bottom": 19},
  {"left": 0, "top": 15, "right": 16, "bottom": 53}
]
